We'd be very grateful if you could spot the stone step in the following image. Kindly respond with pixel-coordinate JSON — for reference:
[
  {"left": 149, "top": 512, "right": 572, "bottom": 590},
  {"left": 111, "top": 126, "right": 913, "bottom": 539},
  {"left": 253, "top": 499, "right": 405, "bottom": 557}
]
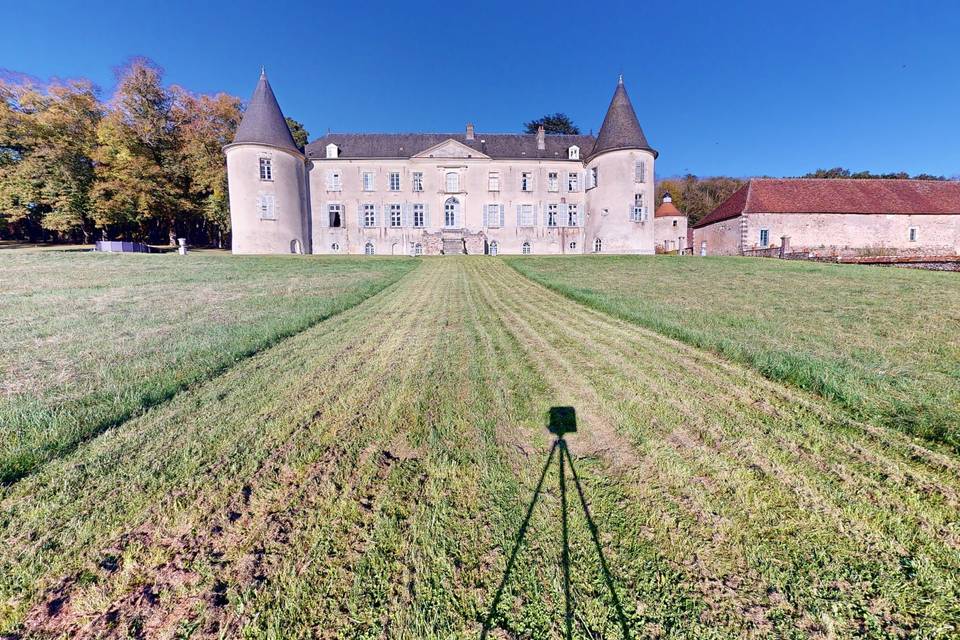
[{"left": 442, "top": 238, "right": 465, "bottom": 255}]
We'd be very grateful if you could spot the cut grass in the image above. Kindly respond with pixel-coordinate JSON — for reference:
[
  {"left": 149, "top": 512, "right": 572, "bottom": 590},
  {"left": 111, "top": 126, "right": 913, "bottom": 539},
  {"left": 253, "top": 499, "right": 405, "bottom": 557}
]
[
  {"left": 506, "top": 255, "right": 960, "bottom": 451},
  {"left": 1, "top": 257, "right": 958, "bottom": 638},
  {"left": 0, "top": 249, "right": 418, "bottom": 483}
]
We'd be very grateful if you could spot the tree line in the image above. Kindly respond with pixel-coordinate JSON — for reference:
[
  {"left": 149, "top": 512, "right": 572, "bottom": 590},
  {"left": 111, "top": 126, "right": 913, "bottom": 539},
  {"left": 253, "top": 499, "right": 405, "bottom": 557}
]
[{"left": 0, "top": 58, "right": 306, "bottom": 247}]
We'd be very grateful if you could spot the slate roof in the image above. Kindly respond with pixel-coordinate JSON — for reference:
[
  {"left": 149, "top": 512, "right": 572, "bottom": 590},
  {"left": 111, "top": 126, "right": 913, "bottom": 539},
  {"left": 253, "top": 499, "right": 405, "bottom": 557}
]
[
  {"left": 693, "top": 179, "right": 960, "bottom": 228},
  {"left": 232, "top": 71, "right": 299, "bottom": 152},
  {"left": 305, "top": 133, "right": 596, "bottom": 161},
  {"left": 592, "top": 77, "right": 656, "bottom": 158}
]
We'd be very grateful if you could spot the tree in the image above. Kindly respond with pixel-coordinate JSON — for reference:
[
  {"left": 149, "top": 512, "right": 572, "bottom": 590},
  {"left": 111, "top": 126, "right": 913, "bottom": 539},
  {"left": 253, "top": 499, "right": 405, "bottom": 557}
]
[
  {"left": 0, "top": 79, "right": 101, "bottom": 242},
  {"left": 801, "top": 167, "right": 946, "bottom": 180},
  {"left": 285, "top": 116, "right": 309, "bottom": 150},
  {"left": 92, "top": 58, "right": 186, "bottom": 244},
  {"left": 656, "top": 175, "right": 747, "bottom": 226},
  {"left": 173, "top": 89, "right": 242, "bottom": 247},
  {"left": 524, "top": 113, "right": 580, "bottom": 135}
]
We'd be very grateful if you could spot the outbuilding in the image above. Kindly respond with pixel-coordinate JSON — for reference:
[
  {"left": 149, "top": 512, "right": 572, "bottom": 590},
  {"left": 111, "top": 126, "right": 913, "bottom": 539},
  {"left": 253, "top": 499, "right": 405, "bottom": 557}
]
[{"left": 692, "top": 178, "right": 960, "bottom": 257}]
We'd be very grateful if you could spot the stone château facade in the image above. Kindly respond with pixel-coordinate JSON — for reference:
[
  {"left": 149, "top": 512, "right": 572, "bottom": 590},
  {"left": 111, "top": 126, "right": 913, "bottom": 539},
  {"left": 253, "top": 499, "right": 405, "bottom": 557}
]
[{"left": 225, "top": 72, "right": 683, "bottom": 255}]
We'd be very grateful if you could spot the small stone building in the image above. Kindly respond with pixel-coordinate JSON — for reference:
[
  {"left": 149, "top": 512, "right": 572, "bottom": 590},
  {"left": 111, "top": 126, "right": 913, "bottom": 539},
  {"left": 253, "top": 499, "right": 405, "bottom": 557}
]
[
  {"left": 653, "top": 193, "right": 687, "bottom": 253},
  {"left": 692, "top": 179, "right": 960, "bottom": 257}
]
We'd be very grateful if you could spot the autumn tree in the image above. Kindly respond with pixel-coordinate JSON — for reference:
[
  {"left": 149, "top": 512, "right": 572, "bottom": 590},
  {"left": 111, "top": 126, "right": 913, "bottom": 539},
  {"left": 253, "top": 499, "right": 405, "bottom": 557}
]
[
  {"left": 0, "top": 80, "right": 101, "bottom": 242},
  {"left": 92, "top": 58, "right": 187, "bottom": 243},
  {"left": 524, "top": 113, "right": 580, "bottom": 135},
  {"left": 656, "top": 175, "right": 747, "bottom": 225},
  {"left": 172, "top": 89, "right": 242, "bottom": 247}
]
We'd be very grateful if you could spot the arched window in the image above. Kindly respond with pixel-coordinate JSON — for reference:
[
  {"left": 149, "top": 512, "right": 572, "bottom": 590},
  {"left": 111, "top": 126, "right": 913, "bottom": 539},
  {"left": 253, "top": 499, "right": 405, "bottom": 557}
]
[
  {"left": 594, "top": 238, "right": 602, "bottom": 253},
  {"left": 569, "top": 241, "right": 577, "bottom": 250},
  {"left": 414, "top": 243, "right": 423, "bottom": 256},
  {"left": 444, "top": 197, "right": 459, "bottom": 228},
  {"left": 489, "top": 241, "right": 498, "bottom": 256},
  {"left": 364, "top": 242, "right": 375, "bottom": 255},
  {"left": 445, "top": 171, "right": 460, "bottom": 193},
  {"left": 522, "top": 241, "right": 531, "bottom": 255},
  {"left": 331, "top": 242, "right": 340, "bottom": 252},
  {"left": 290, "top": 239, "right": 302, "bottom": 254}
]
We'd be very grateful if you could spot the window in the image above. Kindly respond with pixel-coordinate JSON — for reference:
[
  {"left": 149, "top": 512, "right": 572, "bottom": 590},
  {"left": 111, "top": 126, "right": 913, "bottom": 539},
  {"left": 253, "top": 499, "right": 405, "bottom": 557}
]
[
  {"left": 326, "top": 171, "right": 342, "bottom": 191},
  {"left": 362, "top": 172, "right": 375, "bottom": 191},
  {"left": 518, "top": 204, "right": 535, "bottom": 227},
  {"left": 589, "top": 167, "right": 598, "bottom": 189},
  {"left": 521, "top": 172, "right": 533, "bottom": 192},
  {"left": 759, "top": 228, "right": 770, "bottom": 247},
  {"left": 547, "top": 172, "right": 559, "bottom": 192},
  {"left": 414, "top": 243, "right": 423, "bottom": 256},
  {"left": 257, "top": 194, "right": 276, "bottom": 220},
  {"left": 567, "top": 172, "right": 579, "bottom": 192},
  {"left": 673, "top": 220, "right": 678, "bottom": 227},
  {"left": 569, "top": 241, "right": 577, "bottom": 250},
  {"left": 631, "top": 194, "right": 647, "bottom": 222},
  {"left": 486, "top": 203, "right": 502, "bottom": 227},
  {"left": 635, "top": 160, "right": 646, "bottom": 183},
  {"left": 363, "top": 203, "right": 376, "bottom": 227},
  {"left": 488, "top": 172, "right": 500, "bottom": 191},
  {"left": 567, "top": 204, "right": 579, "bottom": 227},
  {"left": 389, "top": 204, "right": 402, "bottom": 227},
  {"left": 328, "top": 203, "right": 342, "bottom": 227},
  {"left": 412, "top": 172, "right": 423, "bottom": 192},
  {"left": 325, "top": 143, "right": 339, "bottom": 159},
  {"left": 413, "top": 204, "right": 425, "bottom": 228},
  {"left": 594, "top": 238, "right": 602, "bottom": 253},
  {"left": 389, "top": 172, "right": 401, "bottom": 191},
  {"left": 521, "top": 241, "right": 531, "bottom": 255},
  {"left": 445, "top": 171, "right": 459, "bottom": 193},
  {"left": 546, "top": 204, "right": 558, "bottom": 227},
  {"left": 568, "top": 146, "right": 579, "bottom": 160},
  {"left": 444, "top": 197, "right": 459, "bottom": 227},
  {"left": 909, "top": 226, "right": 918, "bottom": 242},
  {"left": 258, "top": 157, "right": 273, "bottom": 181},
  {"left": 364, "top": 242, "right": 375, "bottom": 255},
  {"left": 489, "top": 241, "right": 498, "bottom": 256},
  {"left": 331, "top": 242, "right": 340, "bottom": 252}
]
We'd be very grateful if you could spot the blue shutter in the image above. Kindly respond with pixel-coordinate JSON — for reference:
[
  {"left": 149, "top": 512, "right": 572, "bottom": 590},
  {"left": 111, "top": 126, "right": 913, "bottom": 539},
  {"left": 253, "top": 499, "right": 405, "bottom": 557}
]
[
  {"left": 515, "top": 204, "right": 522, "bottom": 227},
  {"left": 424, "top": 203, "right": 430, "bottom": 228},
  {"left": 499, "top": 204, "right": 505, "bottom": 227}
]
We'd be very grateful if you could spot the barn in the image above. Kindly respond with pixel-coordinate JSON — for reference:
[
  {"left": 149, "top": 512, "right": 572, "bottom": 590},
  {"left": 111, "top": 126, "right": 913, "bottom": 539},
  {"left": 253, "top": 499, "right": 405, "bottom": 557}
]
[{"left": 692, "top": 179, "right": 960, "bottom": 257}]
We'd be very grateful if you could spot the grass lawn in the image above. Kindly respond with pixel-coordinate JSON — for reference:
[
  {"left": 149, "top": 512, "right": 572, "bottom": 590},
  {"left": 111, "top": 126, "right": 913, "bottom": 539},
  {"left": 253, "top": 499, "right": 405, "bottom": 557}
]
[
  {"left": 1, "top": 257, "right": 957, "bottom": 638},
  {"left": 0, "top": 249, "right": 417, "bottom": 483},
  {"left": 506, "top": 255, "right": 960, "bottom": 451}
]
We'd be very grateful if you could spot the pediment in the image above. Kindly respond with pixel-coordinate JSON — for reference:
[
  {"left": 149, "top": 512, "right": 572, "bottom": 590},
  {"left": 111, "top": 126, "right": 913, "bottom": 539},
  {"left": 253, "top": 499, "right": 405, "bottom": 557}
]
[{"left": 413, "top": 138, "right": 488, "bottom": 159}]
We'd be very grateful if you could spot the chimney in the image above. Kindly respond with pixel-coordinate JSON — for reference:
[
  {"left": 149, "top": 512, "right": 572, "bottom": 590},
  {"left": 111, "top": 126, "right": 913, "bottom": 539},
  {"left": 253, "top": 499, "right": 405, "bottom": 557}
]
[
  {"left": 465, "top": 123, "right": 475, "bottom": 140},
  {"left": 536, "top": 125, "right": 546, "bottom": 150}
]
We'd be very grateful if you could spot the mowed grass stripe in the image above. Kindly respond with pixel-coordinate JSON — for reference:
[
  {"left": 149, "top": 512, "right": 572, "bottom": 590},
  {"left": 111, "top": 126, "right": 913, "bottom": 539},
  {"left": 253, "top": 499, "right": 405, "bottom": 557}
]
[
  {"left": 0, "top": 259, "right": 430, "bottom": 635},
  {"left": 471, "top": 258, "right": 960, "bottom": 637},
  {"left": 506, "top": 256, "right": 960, "bottom": 451},
  {"left": 0, "top": 251, "right": 419, "bottom": 483}
]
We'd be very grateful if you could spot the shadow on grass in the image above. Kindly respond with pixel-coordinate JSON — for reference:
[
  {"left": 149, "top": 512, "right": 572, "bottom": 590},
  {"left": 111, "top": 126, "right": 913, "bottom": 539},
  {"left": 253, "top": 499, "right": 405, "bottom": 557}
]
[{"left": 481, "top": 407, "right": 632, "bottom": 639}]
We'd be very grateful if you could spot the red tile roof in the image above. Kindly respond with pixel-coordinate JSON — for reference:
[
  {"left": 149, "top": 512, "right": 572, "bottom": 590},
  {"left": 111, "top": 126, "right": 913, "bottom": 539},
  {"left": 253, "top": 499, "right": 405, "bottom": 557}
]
[
  {"left": 654, "top": 200, "right": 684, "bottom": 218},
  {"left": 693, "top": 179, "right": 960, "bottom": 229}
]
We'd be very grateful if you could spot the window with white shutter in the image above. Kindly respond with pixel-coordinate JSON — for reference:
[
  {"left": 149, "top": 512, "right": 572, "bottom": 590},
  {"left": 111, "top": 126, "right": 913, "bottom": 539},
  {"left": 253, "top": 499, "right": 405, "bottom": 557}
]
[
  {"left": 567, "top": 204, "right": 579, "bottom": 227},
  {"left": 362, "top": 203, "right": 376, "bottom": 227},
  {"left": 259, "top": 158, "right": 272, "bottom": 181},
  {"left": 327, "top": 171, "right": 342, "bottom": 192},
  {"left": 547, "top": 172, "right": 559, "bottom": 192},
  {"left": 328, "top": 203, "right": 342, "bottom": 227},
  {"left": 412, "top": 204, "right": 425, "bottom": 228},
  {"left": 445, "top": 172, "right": 460, "bottom": 193},
  {"left": 389, "top": 204, "right": 402, "bottom": 227},
  {"left": 546, "top": 204, "right": 558, "bottom": 227},
  {"left": 488, "top": 172, "right": 500, "bottom": 191},
  {"left": 518, "top": 204, "right": 535, "bottom": 227},
  {"left": 635, "top": 160, "right": 646, "bottom": 182},
  {"left": 521, "top": 172, "right": 533, "bottom": 192},
  {"left": 567, "top": 172, "right": 579, "bottom": 192},
  {"left": 362, "top": 172, "right": 375, "bottom": 191},
  {"left": 486, "top": 204, "right": 501, "bottom": 228},
  {"left": 389, "top": 172, "right": 401, "bottom": 191},
  {"left": 412, "top": 172, "right": 423, "bottom": 192}
]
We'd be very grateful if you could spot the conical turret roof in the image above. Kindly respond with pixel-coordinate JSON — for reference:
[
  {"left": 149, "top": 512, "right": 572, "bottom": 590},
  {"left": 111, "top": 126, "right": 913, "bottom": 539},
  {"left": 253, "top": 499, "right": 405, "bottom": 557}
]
[
  {"left": 591, "top": 76, "right": 655, "bottom": 158},
  {"left": 232, "top": 70, "right": 299, "bottom": 152}
]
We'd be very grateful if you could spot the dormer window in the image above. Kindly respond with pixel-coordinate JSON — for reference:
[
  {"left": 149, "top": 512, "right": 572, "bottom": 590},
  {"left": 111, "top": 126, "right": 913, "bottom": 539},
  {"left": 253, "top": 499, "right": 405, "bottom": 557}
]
[
  {"left": 259, "top": 158, "right": 272, "bottom": 181},
  {"left": 325, "top": 143, "right": 339, "bottom": 159},
  {"left": 568, "top": 146, "right": 580, "bottom": 160}
]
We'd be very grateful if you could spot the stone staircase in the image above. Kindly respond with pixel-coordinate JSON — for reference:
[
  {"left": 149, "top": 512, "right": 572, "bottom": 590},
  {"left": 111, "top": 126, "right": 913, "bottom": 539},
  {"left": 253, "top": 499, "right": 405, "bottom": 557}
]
[{"left": 442, "top": 235, "right": 465, "bottom": 255}]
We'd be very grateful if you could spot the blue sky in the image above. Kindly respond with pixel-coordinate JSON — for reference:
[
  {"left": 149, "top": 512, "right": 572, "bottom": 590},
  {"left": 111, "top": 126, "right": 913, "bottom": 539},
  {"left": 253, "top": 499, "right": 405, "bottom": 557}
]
[{"left": 2, "top": 0, "right": 959, "bottom": 178}]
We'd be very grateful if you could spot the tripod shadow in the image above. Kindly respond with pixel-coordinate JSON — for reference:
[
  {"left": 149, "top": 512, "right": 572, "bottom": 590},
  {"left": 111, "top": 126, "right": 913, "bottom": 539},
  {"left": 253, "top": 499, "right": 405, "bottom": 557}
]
[{"left": 481, "top": 407, "right": 632, "bottom": 639}]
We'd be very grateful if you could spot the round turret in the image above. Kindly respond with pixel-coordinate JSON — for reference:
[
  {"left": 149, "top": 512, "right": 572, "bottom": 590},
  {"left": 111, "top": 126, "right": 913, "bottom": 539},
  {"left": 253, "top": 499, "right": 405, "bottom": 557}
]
[{"left": 225, "top": 71, "right": 308, "bottom": 254}]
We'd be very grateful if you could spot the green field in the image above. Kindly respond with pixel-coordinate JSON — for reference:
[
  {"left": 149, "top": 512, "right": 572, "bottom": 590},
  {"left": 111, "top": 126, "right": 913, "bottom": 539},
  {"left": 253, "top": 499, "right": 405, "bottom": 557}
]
[
  {"left": 507, "top": 255, "right": 960, "bottom": 451},
  {"left": 0, "top": 250, "right": 417, "bottom": 482},
  {"left": 2, "top": 253, "right": 958, "bottom": 639}
]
